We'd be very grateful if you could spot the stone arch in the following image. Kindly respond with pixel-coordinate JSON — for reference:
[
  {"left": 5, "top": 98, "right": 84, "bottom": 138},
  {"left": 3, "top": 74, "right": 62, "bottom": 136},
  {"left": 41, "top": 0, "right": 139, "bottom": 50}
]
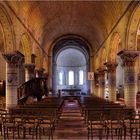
[
  {"left": 43, "top": 56, "right": 48, "bottom": 74},
  {"left": 100, "top": 47, "right": 107, "bottom": 69},
  {"left": 137, "top": 33, "right": 140, "bottom": 51},
  {"left": 51, "top": 35, "right": 91, "bottom": 94},
  {"left": 109, "top": 32, "right": 121, "bottom": 63},
  {"left": 126, "top": 3, "right": 140, "bottom": 50},
  {"left": 48, "top": 34, "right": 93, "bottom": 57},
  {"left": 47, "top": 34, "right": 91, "bottom": 89},
  {"left": 20, "top": 33, "right": 32, "bottom": 64},
  {"left": 94, "top": 55, "right": 99, "bottom": 71},
  {"left": 0, "top": 4, "right": 15, "bottom": 52},
  {"left": 34, "top": 47, "right": 43, "bottom": 69}
]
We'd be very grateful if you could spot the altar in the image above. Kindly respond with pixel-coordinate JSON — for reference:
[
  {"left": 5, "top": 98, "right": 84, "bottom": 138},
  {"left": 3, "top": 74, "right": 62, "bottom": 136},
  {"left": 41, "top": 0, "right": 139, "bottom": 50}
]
[{"left": 61, "top": 88, "right": 81, "bottom": 96}]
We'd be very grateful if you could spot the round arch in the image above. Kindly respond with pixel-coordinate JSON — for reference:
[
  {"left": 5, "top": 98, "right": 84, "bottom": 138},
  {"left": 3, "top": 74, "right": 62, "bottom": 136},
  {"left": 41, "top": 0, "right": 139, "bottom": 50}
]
[
  {"left": 94, "top": 55, "right": 99, "bottom": 71},
  {"left": 20, "top": 33, "right": 32, "bottom": 63},
  {"left": 43, "top": 56, "right": 48, "bottom": 74},
  {"left": 0, "top": 4, "right": 15, "bottom": 52},
  {"left": 51, "top": 35, "right": 91, "bottom": 95},
  {"left": 48, "top": 34, "right": 93, "bottom": 57},
  {"left": 126, "top": 3, "right": 140, "bottom": 50},
  {"left": 100, "top": 47, "right": 107, "bottom": 69},
  {"left": 34, "top": 47, "right": 43, "bottom": 70},
  {"left": 109, "top": 32, "right": 121, "bottom": 63}
]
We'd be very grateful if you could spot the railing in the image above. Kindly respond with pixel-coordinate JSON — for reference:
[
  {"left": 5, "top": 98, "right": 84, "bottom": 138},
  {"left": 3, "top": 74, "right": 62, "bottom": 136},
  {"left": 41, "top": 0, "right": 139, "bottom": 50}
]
[{"left": 18, "top": 78, "right": 48, "bottom": 104}]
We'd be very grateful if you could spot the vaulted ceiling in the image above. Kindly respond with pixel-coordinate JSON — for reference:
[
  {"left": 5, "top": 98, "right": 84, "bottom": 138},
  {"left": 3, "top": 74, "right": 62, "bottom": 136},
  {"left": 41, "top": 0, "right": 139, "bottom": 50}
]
[{"left": 5, "top": 1, "right": 133, "bottom": 53}]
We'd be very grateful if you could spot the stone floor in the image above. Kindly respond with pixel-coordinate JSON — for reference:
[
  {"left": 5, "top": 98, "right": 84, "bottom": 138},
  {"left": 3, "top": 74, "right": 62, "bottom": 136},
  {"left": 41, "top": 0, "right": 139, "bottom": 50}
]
[{"left": 53, "top": 100, "right": 87, "bottom": 140}]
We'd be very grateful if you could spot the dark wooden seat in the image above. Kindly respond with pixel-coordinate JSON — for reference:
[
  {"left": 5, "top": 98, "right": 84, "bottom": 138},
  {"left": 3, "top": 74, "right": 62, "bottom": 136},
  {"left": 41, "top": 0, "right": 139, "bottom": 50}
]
[
  {"left": 2, "top": 113, "right": 20, "bottom": 139},
  {"left": 87, "top": 110, "right": 104, "bottom": 139}
]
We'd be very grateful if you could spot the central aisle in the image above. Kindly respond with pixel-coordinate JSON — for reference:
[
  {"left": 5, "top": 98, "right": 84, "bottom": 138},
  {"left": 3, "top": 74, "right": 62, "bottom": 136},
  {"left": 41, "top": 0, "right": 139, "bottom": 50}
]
[{"left": 54, "top": 99, "right": 87, "bottom": 140}]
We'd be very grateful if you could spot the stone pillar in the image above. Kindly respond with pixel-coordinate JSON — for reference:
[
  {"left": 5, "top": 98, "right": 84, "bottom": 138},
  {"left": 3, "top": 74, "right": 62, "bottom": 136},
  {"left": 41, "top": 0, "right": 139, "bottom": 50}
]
[
  {"left": 138, "top": 73, "right": 140, "bottom": 93},
  {"left": 106, "top": 63, "right": 117, "bottom": 102},
  {"left": 94, "top": 72, "right": 99, "bottom": 97},
  {"left": 24, "top": 63, "right": 35, "bottom": 82},
  {"left": 52, "top": 63, "right": 57, "bottom": 95},
  {"left": 2, "top": 52, "right": 22, "bottom": 109},
  {"left": 43, "top": 72, "right": 48, "bottom": 78},
  {"left": 35, "top": 68, "right": 44, "bottom": 78},
  {"left": 18, "top": 57, "right": 24, "bottom": 85},
  {"left": 98, "top": 69, "right": 106, "bottom": 99},
  {"left": 118, "top": 50, "right": 139, "bottom": 109}
]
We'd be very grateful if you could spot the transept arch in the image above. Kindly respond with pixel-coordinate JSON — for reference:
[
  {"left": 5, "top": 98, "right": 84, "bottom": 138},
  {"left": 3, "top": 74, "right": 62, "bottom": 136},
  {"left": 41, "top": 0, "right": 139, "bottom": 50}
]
[
  {"left": 48, "top": 34, "right": 93, "bottom": 57},
  {"left": 47, "top": 34, "right": 92, "bottom": 90},
  {"left": 51, "top": 35, "right": 91, "bottom": 94}
]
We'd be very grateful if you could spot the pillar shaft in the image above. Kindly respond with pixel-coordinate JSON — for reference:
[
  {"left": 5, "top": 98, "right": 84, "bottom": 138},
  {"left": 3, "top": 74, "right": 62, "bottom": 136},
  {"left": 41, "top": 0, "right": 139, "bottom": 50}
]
[
  {"left": 18, "top": 59, "right": 25, "bottom": 85},
  {"left": 35, "top": 68, "right": 45, "bottom": 78},
  {"left": 24, "top": 63, "right": 35, "bottom": 81},
  {"left": 94, "top": 73, "right": 99, "bottom": 97},
  {"left": 106, "top": 63, "right": 117, "bottom": 102},
  {"left": 98, "top": 69, "right": 106, "bottom": 99},
  {"left": 3, "top": 52, "right": 22, "bottom": 109},
  {"left": 138, "top": 73, "right": 140, "bottom": 93},
  {"left": 118, "top": 50, "right": 139, "bottom": 109}
]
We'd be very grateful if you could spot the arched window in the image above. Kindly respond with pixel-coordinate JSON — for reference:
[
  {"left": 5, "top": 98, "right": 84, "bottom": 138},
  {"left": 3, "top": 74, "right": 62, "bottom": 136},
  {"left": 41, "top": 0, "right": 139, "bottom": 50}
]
[
  {"left": 79, "top": 70, "right": 84, "bottom": 85},
  {"left": 68, "top": 70, "right": 74, "bottom": 85}
]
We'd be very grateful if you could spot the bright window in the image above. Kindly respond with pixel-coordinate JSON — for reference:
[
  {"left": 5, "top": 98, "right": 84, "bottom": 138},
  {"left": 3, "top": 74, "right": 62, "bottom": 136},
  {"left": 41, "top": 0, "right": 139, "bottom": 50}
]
[
  {"left": 68, "top": 71, "right": 74, "bottom": 85},
  {"left": 79, "top": 70, "right": 84, "bottom": 85}
]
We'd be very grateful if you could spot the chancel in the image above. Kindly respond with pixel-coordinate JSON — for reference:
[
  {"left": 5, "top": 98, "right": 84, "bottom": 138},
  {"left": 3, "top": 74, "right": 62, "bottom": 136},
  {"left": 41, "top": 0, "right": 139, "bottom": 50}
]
[{"left": 0, "top": 1, "right": 140, "bottom": 139}]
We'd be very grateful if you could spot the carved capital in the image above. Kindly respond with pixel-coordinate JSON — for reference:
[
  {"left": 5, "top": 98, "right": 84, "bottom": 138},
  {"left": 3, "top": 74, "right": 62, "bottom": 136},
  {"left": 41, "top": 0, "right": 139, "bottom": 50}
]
[
  {"left": 105, "top": 62, "right": 117, "bottom": 73},
  {"left": 35, "top": 68, "right": 45, "bottom": 73},
  {"left": 2, "top": 51, "right": 24, "bottom": 67},
  {"left": 24, "top": 63, "right": 35, "bottom": 72},
  {"left": 117, "top": 50, "right": 139, "bottom": 67},
  {"left": 35, "top": 68, "right": 45, "bottom": 77},
  {"left": 97, "top": 68, "right": 106, "bottom": 76}
]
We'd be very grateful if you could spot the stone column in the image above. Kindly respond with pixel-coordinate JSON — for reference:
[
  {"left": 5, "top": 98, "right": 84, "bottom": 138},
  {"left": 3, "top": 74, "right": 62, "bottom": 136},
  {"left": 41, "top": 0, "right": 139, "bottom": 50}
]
[
  {"left": 43, "top": 72, "right": 48, "bottom": 78},
  {"left": 35, "top": 68, "right": 44, "bottom": 78},
  {"left": 2, "top": 52, "right": 22, "bottom": 109},
  {"left": 52, "top": 63, "right": 57, "bottom": 95},
  {"left": 118, "top": 50, "right": 139, "bottom": 109},
  {"left": 138, "top": 73, "right": 140, "bottom": 93},
  {"left": 94, "top": 72, "right": 99, "bottom": 97},
  {"left": 105, "top": 63, "right": 117, "bottom": 102},
  {"left": 24, "top": 63, "right": 35, "bottom": 82},
  {"left": 18, "top": 57, "right": 24, "bottom": 85},
  {"left": 98, "top": 69, "right": 106, "bottom": 99}
]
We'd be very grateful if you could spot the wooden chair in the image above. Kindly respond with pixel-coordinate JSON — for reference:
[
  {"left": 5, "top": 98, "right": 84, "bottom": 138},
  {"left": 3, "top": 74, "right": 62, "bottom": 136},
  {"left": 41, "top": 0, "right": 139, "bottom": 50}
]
[
  {"left": 20, "top": 116, "right": 37, "bottom": 139},
  {"left": 124, "top": 113, "right": 140, "bottom": 139},
  {"left": 37, "top": 116, "right": 55, "bottom": 139},
  {"left": 105, "top": 109, "right": 124, "bottom": 139},
  {"left": 0, "top": 109, "right": 7, "bottom": 135},
  {"left": 2, "top": 113, "right": 19, "bottom": 139},
  {"left": 87, "top": 110, "right": 104, "bottom": 140}
]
